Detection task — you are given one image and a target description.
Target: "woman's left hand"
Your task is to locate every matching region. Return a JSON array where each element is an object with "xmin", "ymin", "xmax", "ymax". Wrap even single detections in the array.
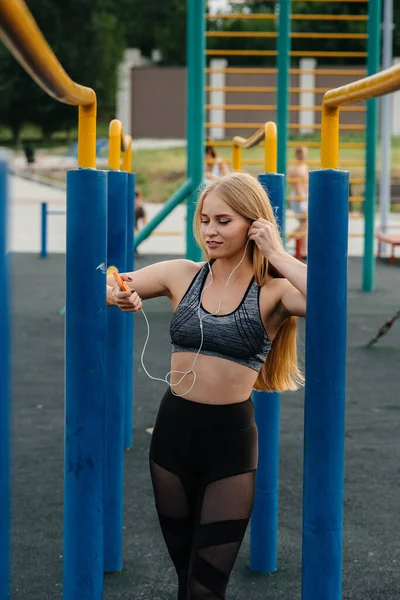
[{"xmin": 248, "ymin": 218, "xmax": 283, "ymax": 260}]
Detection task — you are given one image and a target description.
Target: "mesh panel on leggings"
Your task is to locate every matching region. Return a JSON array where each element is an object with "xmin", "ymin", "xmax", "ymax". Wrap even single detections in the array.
[
  {"xmin": 189, "ymin": 471, "xmax": 256, "ymax": 600},
  {"xmin": 150, "ymin": 460, "xmax": 194, "ymax": 600}
]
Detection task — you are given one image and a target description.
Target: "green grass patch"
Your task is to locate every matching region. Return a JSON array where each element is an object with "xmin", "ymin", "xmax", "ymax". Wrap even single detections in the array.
[{"xmin": 132, "ymin": 137, "xmax": 400, "ymax": 204}]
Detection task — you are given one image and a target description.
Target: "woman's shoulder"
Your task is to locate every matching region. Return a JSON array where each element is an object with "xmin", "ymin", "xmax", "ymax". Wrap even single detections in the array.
[{"xmin": 165, "ymin": 259, "xmax": 206, "ymax": 277}]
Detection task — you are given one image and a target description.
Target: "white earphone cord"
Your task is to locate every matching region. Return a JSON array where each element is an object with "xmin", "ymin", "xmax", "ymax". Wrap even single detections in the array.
[{"xmin": 139, "ymin": 239, "xmax": 251, "ymax": 397}]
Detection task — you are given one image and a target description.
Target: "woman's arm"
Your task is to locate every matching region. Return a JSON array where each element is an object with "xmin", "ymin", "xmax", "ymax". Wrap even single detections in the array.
[
  {"xmin": 107, "ymin": 259, "xmax": 198, "ymax": 310},
  {"xmin": 248, "ymin": 219, "xmax": 307, "ymax": 318},
  {"xmin": 106, "ymin": 259, "xmax": 191, "ymax": 300},
  {"xmin": 267, "ymin": 250, "xmax": 306, "ymax": 318},
  {"xmin": 268, "ymin": 250, "xmax": 306, "ymax": 297}
]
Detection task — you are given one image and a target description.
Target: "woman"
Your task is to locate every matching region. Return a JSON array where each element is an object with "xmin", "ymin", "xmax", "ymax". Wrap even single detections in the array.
[{"xmin": 107, "ymin": 172, "xmax": 307, "ymax": 599}]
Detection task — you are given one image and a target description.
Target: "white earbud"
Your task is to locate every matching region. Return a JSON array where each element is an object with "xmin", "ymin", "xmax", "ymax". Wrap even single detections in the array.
[{"xmin": 139, "ymin": 238, "xmax": 251, "ymax": 396}]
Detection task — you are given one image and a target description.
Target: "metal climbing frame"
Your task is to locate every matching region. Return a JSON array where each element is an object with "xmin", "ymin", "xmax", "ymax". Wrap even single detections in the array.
[
  {"xmin": 0, "ymin": 0, "xmax": 137, "ymax": 596},
  {"xmin": 205, "ymin": 0, "xmax": 381, "ymax": 290}
]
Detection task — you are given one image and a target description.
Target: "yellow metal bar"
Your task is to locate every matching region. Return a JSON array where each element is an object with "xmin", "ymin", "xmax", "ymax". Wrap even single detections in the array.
[
  {"xmin": 232, "ymin": 126, "xmax": 268, "ymax": 150},
  {"xmin": 206, "ymin": 13, "xmax": 276, "ymax": 19},
  {"xmin": 206, "ymin": 50, "xmax": 367, "ymax": 58},
  {"xmin": 205, "ymin": 123, "xmax": 366, "ymax": 131},
  {"xmin": 231, "ymin": 121, "xmax": 277, "ymax": 172},
  {"xmin": 232, "ymin": 145, "xmax": 242, "ymax": 171},
  {"xmin": 206, "ymin": 86, "xmax": 369, "ymax": 95},
  {"xmin": 293, "ymin": 51, "xmax": 367, "ymax": 57},
  {"xmin": 206, "ymin": 50, "xmax": 277, "ymax": 57},
  {"xmin": 289, "ymin": 123, "xmax": 365, "ymax": 130},
  {"xmin": 264, "ymin": 122, "xmax": 277, "ymax": 173},
  {"xmin": 292, "ymin": 14, "xmax": 367, "ymax": 20},
  {"xmin": 206, "ymin": 31, "xmax": 366, "ymax": 40},
  {"xmin": 206, "ymin": 86, "xmax": 330, "ymax": 93},
  {"xmin": 321, "ymin": 105, "xmax": 340, "ymax": 169},
  {"xmin": 0, "ymin": 0, "xmax": 97, "ymax": 168},
  {"xmin": 288, "ymin": 141, "xmax": 365, "ymax": 149},
  {"xmin": 206, "ymin": 86, "xmax": 276, "ymax": 93},
  {"xmin": 108, "ymin": 120, "xmax": 128, "ymax": 170},
  {"xmin": 323, "ymin": 63, "xmax": 400, "ymax": 108},
  {"xmin": 292, "ymin": 32, "xmax": 367, "ymax": 39},
  {"xmin": 321, "ymin": 63, "xmax": 400, "ymax": 169},
  {"xmin": 291, "ymin": 68, "xmax": 366, "ymax": 75},
  {"xmin": 78, "ymin": 103, "xmax": 97, "ymax": 169},
  {"xmin": 122, "ymin": 135, "xmax": 132, "ymax": 173},
  {"xmin": 206, "ymin": 31, "xmax": 277, "ymax": 38},
  {"xmin": 207, "ymin": 141, "xmax": 365, "ymax": 150},
  {"xmin": 206, "ymin": 104, "xmax": 365, "ymax": 112},
  {"xmin": 206, "ymin": 68, "xmax": 277, "ymax": 75},
  {"xmin": 205, "ymin": 68, "xmax": 366, "ymax": 76},
  {"xmin": 207, "ymin": 13, "xmax": 367, "ymax": 21}
]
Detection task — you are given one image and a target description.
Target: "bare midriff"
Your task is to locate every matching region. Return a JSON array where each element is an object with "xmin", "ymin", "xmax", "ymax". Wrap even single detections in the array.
[{"xmin": 169, "ymin": 351, "xmax": 259, "ymax": 404}]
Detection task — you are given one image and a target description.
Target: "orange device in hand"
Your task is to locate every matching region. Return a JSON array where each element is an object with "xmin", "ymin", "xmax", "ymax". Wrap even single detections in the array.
[{"xmin": 113, "ymin": 271, "xmax": 131, "ymax": 292}]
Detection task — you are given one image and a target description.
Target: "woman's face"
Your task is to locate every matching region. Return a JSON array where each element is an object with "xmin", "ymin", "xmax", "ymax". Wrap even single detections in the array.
[{"xmin": 200, "ymin": 193, "xmax": 251, "ymax": 258}]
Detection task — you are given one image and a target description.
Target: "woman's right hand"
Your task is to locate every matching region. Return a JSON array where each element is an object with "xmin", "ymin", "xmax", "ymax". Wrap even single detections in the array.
[{"xmin": 112, "ymin": 276, "xmax": 143, "ymax": 312}]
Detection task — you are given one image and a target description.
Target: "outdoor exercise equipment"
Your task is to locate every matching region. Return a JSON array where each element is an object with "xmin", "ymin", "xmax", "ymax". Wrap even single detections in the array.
[
  {"xmin": 205, "ymin": 0, "xmax": 382, "ymax": 292},
  {"xmin": 1, "ymin": 1, "xmax": 399, "ymax": 599},
  {"xmin": 301, "ymin": 60, "xmax": 400, "ymax": 600},
  {"xmin": 366, "ymin": 309, "xmax": 400, "ymax": 347},
  {"xmin": 0, "ymin": 0, "xmax": 203, "ymax": 597}
]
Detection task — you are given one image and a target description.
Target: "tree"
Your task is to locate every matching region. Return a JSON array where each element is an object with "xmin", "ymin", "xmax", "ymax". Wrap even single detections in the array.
[
  {"xmin": 208, "ymin": 1, "xmax": 400, "ymax": 67},
  {"xmin": 116, "ymin": 0, "xmax": 187, "ymax": 65},
  {"xmin": 207, "ymin": 3, "xmax": 277, "ymax": 67},
  {"xmin": 0, "ymin": 0, "xmax": 125, "ymax": 141}
]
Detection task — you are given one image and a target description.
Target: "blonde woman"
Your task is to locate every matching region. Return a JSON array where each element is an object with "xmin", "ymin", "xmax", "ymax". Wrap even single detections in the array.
[{"xmin": 107, "ymin": 172, "xmax": 307, "ymax": 600}]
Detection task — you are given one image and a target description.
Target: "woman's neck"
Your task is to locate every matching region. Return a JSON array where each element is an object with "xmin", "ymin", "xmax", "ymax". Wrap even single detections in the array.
[{"xmin": 210, "ymin": 253, "xmax": 253, "ymax": 283}]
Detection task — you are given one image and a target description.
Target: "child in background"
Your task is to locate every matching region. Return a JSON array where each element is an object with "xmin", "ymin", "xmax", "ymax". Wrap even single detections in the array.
[{"xmin": 135, "ymin": 190, "xmax": 148, "ymax": 233}]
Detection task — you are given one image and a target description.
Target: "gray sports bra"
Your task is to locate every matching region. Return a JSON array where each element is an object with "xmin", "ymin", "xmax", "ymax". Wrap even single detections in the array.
[{"xmin": 170, "ymin": 260, "xmax": 272, "ymax": 372}]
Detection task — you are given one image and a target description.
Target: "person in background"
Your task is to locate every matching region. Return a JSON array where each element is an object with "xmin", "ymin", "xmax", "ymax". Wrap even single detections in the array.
[
  {"xmin": 135, "ymin": 190, "xmax": 148, "ymax": 234},
  {"xmin": 204, "ymin": 137, "xmax": 229, "ymax": 182},
  {"xmin": 288, "ymin": 146, "xmax": 309, "ymax": 257},
  {"xmin": 23, "ymin": 142, "xmax": 35, "ymax": 170}
]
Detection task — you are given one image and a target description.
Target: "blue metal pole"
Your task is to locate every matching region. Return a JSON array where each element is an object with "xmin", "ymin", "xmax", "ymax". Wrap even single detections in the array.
[
  {"xmin": 63, "ymin": 169, "xmax": 107, "ymax": 600},
  {"xmin": 258, "ymin": 173, "xmax": 285, "ymax": 235},
  {"xmin": 301, "ymin": 169, "xmax": 349, "ymax": 600},
  {"xmin": 250, "ymin": 173, "xmax": 284, "ymax": 574},
  {"xmin": 41, "ymin": 202, "xmax": 48, "ymax": 258},
  {"xmin": 104, "ymin": 170, "xmax": 128, "ymax": 573},
  {"xmin": 124, "ymin": 173, "xmax": 135, "ymax": 449},
  {"xmin": 0, "ymin": 159, "xmax": 11, "ymax": 600}
]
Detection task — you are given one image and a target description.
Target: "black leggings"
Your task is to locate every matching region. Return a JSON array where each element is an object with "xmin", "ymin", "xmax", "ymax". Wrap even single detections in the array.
[{"xmin": 149, "ymin": 388, "xmax": 258, "ymax": 600}]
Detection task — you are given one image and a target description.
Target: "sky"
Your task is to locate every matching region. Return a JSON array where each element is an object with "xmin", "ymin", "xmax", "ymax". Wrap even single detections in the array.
[{"xmin": 208, "ymin": 0, "xmax": 231, "ymax": 14}]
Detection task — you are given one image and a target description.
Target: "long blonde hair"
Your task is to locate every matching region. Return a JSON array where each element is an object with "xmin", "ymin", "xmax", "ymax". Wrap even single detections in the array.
[{"xmin": 193, "ymin": 172, "xmax": 304, "ymax": 393}]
